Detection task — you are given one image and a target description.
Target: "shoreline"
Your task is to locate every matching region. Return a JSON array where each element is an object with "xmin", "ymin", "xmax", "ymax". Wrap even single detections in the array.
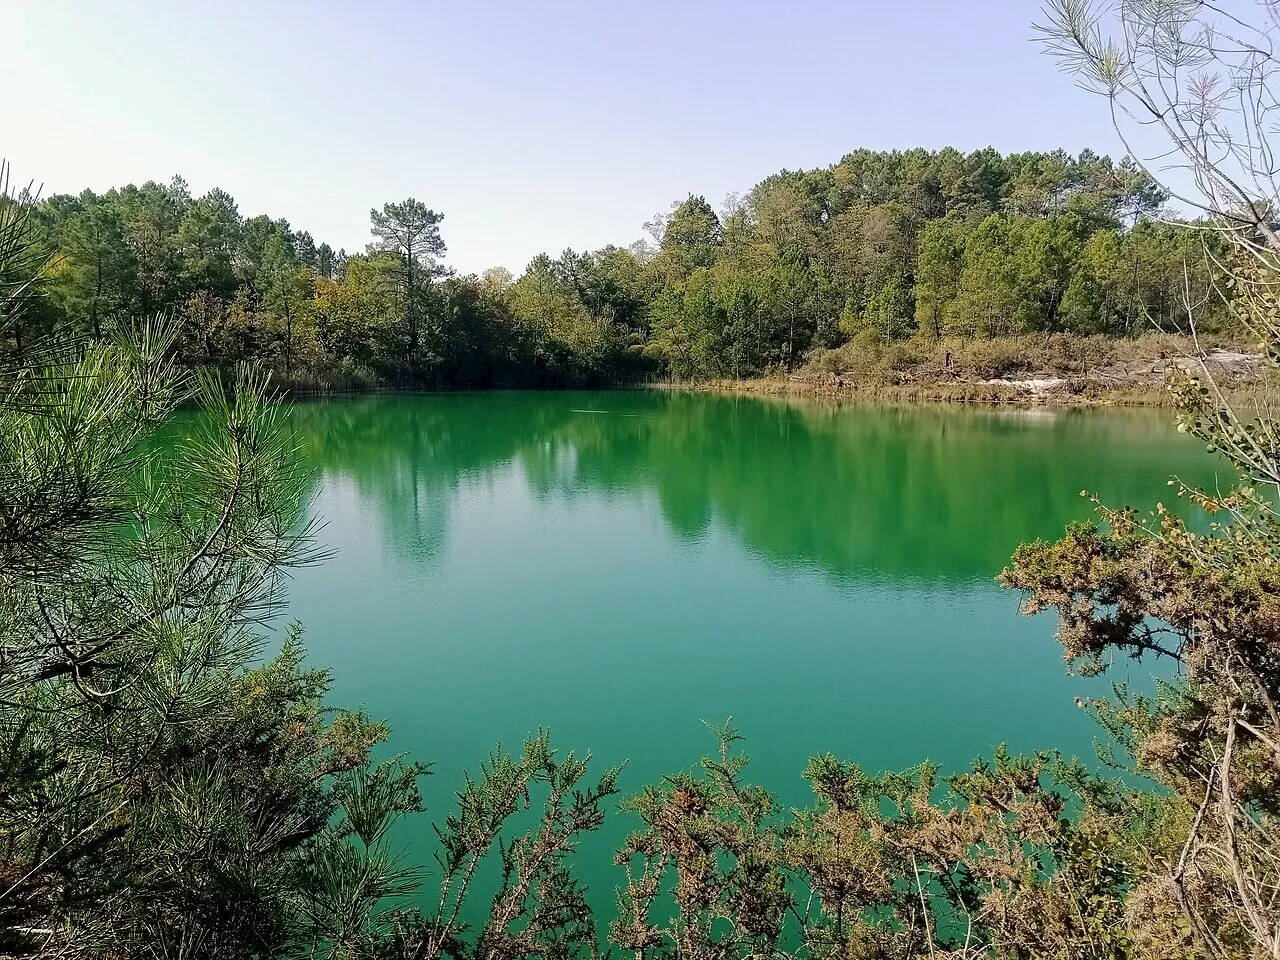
[
  {"xmin": 276, "ymin": 374, "xmax": 1277, "ymax": 408},
  {"xmin": 667, "ymin": 378, "xmax": 1279, "ymax": 408},
  {"xmin": 272, "ymin": 343, "xmax": 1276, "ymax": 409},
  {"xmin": 665, "ymin": 377, "xmax": 1177, "ymax": 407},
  {"xmin": 664, "ymin": 349, "xmax": 1277, "ymax": 409}
]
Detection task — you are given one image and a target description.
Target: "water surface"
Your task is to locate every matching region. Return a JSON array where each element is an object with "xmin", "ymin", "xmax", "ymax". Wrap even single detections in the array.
[{"xmin": 279, "ymin": 391, "xmax": 1219, "ymax": 912}]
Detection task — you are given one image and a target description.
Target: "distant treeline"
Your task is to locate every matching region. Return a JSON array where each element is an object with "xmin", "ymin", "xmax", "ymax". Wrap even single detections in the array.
[{"xmin": 15, "ymin": 147, "xmax": 1233, "ymax": 389}]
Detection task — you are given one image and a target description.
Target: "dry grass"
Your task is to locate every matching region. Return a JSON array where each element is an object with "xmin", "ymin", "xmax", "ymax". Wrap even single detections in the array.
[
  {"xmin": 688, "ymin": 333, "xmax": 1280, "ymax": 408},
  {"xmin": 807, "ymin": 331, "xmax": 1246, "ymax": 380}
]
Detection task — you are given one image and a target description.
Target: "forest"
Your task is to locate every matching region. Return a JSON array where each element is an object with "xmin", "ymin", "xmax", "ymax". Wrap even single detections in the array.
[{"xmin": 14, "ymin": 145, "xmax": 1233, "ymax": 391}]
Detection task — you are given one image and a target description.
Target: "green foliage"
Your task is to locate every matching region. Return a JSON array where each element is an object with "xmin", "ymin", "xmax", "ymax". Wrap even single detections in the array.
[
  {"xmin": 657, "ymin": 195, "xmax": 722, "ymax": 275},
  {"xmin": 0, "ymin": 306, "xmax": 415, "ymax": 955},
  {"xmin": 15, "ymin": 145, "xmax": 1233, "ymax": 392},
  {"xmin": 632, "ymin": 147, "xmax": 1222, "ymax": 379},
  {"xmin": 368, "ymin": 199, "xmax": 447, "ymax": 369},
  {"xmin": 914, "ymin": 217, "xmax": 965, "ymax": 338}
]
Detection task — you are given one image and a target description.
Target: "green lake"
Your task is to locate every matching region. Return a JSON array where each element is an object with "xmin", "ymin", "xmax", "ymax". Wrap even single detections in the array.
[{"xmin": 280, "ymin": 390, "xmax": 1219, "ymax": 917}]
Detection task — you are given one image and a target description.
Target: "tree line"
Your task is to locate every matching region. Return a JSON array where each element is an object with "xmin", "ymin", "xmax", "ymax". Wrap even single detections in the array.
[{"xmin": 13, "ymin": 145, "xmax": 1234, "ymax": 392}]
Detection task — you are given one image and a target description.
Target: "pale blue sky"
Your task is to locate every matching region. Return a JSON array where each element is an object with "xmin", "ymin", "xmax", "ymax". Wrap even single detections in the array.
[{"xmin": 1, "ymin": 1, "xmax": 1121, "ymax": 274}]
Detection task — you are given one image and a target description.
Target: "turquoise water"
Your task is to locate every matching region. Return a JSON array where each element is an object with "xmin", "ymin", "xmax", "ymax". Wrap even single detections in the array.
[{"xmin": 277, "ymin": 391, "xmax": 1219, "ymax": 919}]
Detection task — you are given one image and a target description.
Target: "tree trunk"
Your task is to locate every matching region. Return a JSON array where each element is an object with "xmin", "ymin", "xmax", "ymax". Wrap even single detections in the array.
[
  {"xmin": 93, "ymin": 258, "xmax": 103, "ymax": 339},
  {"xmin": 404, "ymin": 246, "xmax": 418, "ymax": 369}
]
